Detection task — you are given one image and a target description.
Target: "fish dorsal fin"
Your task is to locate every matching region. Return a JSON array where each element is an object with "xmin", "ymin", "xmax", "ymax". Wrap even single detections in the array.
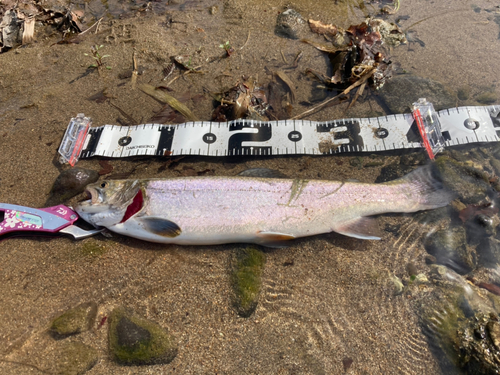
[
  {"xmin": 139, "ymin": 217, "xmax": 182, "ymax": 237},
  {"xmin": 238, "ymin": 168, "xmax": 288, "ymax": 178},
  {"xmin": 256, "ymin": 231, "xmax": 295, "ymax": 248},
  {"xmin": 333, "ymin": 217, "xmax": 382, "ymax": 240},
  {"xmin": 120, "ymin": 189, "xmax": 144, "ymax": 223}
]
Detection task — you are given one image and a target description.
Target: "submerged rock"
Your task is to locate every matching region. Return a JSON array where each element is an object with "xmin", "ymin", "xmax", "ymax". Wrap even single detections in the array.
[
  {"xmin": 275, "ymin": 9, "xmax": 306, "ymax": 39},
  {"xmin": 108, "ymin": 307, "xmax": 177, "ymax": 365},
  {"xmin": 424, "ymin": 227, "xmax": 477, "ymax": 274},
  {"xmin": 421, "ymin": 266, "xmax": 500, "ymax": 373},
  {"xmin": 50, "ymin": 302, "xmax": 98, "ymax": 338},
  {"xmin": 379, "ymin": 75, "xmax": 455, "ymax": 114},
  {"xmin": 231, "ymin": 246, "xmax": 266, "ymax": 317},
  {"xmin": 435, "ymin": 156, "xmax": 491, "ymax": 205},
  {"xmin": 45, "ymin": 168, "xmax": 99, "ymax": 206},
  {"xmin": 458, "ymin": 313, "xmax": 500, "ymax": 373},
  {"xmin": 52, "ymin": 341, "xmax": 98, "ymax": 375},
  {"xmin": 478, "ymin": 237, "xmax": 500, "ymax": 267}
]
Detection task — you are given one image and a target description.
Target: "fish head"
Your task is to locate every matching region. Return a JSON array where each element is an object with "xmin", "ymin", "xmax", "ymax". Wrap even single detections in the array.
[{"xmin": 75, "ymin": 180, "xmax": 143, "ymax": 227}]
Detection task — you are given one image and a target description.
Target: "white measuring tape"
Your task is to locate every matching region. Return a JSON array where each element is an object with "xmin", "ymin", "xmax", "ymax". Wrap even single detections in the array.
[{"xmin": 58, "ymin": 99, "xmax": 500, "ymax": 165}]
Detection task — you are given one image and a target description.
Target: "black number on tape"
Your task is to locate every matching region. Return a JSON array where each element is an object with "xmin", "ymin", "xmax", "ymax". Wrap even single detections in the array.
[
  {"xmin": 228, "ymin": 121, "xmax": 272, "ymax": 155},
  {"xmin": 316, "ymin": 121, "xmax": 363, "ymax": 153},
  {"xmin": 156, "ymin": 126, "xmax": 175, "ymax": 156},
  {"xmin": 288, "ymin": 130, "xmax": 302, "ymax": 142},
  {"xmin": 375, "ymin": 128, "xmax": 389, "ymax": 139},
  {"xmin": 203, "ymin": 133, "xmax": 217, "ymax": 144},
  {"xmin": 81, "ymin": 127, "xmax": 103, "ymax": 157}
]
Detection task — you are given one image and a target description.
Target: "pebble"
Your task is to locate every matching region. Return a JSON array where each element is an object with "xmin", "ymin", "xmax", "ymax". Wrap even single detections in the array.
[
  {"xmin": 50, "ymin": 302, "xmax": 97, "ymax": 338},
  {"xmin": 275, "ymin": 9, "xmax": 306, "ymax": 39}
]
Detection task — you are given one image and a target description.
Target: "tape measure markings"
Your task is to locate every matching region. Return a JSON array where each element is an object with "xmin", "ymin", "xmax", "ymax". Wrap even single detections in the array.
[{"xmin": 70, "ymin": 104, "xmax": 500, "ymax": 162}]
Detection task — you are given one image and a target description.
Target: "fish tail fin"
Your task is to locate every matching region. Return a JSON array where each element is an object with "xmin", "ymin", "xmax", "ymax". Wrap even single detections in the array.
[{"xmin": 392, "ymin": 164, "xmax": 454, "ymax": 210}]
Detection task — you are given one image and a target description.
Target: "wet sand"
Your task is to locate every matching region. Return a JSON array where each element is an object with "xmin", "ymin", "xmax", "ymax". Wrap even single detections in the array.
[{"xmin": 1, "ymin": 0, "xmax": 499, "ymax": 373}]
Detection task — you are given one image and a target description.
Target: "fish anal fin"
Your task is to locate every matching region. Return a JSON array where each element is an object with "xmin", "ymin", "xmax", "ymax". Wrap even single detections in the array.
[
  {"xmin": 333, "ymin": 217, "xmax": 382, "ymax": 240},
  {"xmin": 256, "ymin": 231, "xmax": 295, "ymax": 248},
  {"xmin": 139, "ymin": 217, "xmax": 182, "ymax": 237}
]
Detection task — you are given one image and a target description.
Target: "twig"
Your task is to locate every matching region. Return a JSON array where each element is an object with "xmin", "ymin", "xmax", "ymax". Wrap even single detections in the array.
[
  {"xmin": 291, "ymin": 68, "xmax": 375, "ymax": 120},
  {"xmin": 239, "ymin": 30, "xmax": 251, "ymax": 50},
  {"xmin": 79, "ymin": 17, "xmax": 102, "ymax": 37},
  {"xmin": 109, "ymin": 101, "xmax": 138, "ymax": 124}
]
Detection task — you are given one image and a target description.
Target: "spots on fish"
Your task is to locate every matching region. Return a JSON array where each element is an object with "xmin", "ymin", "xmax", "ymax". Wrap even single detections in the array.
[{"xmin": 319, "ymin": 181, "xmax": 345, "ymax": 200}]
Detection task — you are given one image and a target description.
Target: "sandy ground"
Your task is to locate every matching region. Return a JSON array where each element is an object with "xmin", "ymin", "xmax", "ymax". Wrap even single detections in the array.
[{"xmin": 1, "ymin": 0, "xmax": 499, "ymax": 373}]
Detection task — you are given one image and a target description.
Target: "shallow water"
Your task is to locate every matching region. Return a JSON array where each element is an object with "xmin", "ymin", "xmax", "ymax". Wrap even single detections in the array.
[{"xmin": 1, "ymin": 0, "xmax": 500, "ymax": 374}]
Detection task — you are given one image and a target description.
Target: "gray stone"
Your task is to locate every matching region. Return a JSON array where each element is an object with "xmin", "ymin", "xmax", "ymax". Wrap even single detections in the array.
[
  {"xmin": 50, "ymin": 302, "xmax": 98, "ymax": 338},
  {"xmin": 275, "ymin": 9, "xmax": 305, "ymax": 40},
  {"xmin": 379, "ymin": 74, "xmax": 455, "ymax": 114},
  {"xmin": 45, "ymin": 168, "xmax": 99, "ymax": 206}
]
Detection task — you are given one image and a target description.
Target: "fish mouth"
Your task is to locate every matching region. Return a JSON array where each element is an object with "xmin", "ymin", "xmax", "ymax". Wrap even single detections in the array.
[{"xmin": 78, "ymin": 188, "xmax": 98, "ymax": 205}]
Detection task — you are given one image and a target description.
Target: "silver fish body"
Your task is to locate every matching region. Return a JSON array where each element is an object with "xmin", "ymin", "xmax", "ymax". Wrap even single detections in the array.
[{"xmin": 75, "ymin": 166, "xmax": 452, "ymax": 246}]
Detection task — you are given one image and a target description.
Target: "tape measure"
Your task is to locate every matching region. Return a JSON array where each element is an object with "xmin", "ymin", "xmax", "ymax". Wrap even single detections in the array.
[{"xmin": 58, "ymin": 99, "xmax": 500, "ymax": 166}]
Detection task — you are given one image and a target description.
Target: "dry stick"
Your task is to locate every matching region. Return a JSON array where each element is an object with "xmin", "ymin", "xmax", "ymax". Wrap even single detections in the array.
[
  {"xmin": 239, "ymin": 30, "xmax": 251, "ymax": 50},
  {"xmin": 347, "ymin": 81, "xmax": 367, "ymax": 111},
  {"xmin": 291, "ymin": 68, "xmax": 375, "ymax": 120},
  {"xmin": 109, "ymin": 101, "xmax": 138, "ymax": 124},
  {"xmin": 78, "ymin": 17, "xmax": 102, "ymax": 37}
]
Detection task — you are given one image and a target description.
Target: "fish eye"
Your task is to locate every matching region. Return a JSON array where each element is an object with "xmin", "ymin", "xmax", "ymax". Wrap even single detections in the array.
[{"xmin": 100, "ymin": 181, "xmax": 109, "ymax": 188}]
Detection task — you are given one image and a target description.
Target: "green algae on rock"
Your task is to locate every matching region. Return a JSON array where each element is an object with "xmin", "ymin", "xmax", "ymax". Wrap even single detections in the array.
[
  {"xmin": 52, "ymin": 341, "xmax": 98, "ymax": 375},
  {"xmin": 108, "ymin": 307, "xmax": 177, "ymax": 365},
  {"xmin": 50, "ymin": 302, "xmax": 98, "ymax": 338},
  {"xmin": 79, "ymin": 240, "xmax": 107, "ymax": 258},
  {"xmin": 231, "ymin": 246, "xmax": 266, "ymax": 318}
]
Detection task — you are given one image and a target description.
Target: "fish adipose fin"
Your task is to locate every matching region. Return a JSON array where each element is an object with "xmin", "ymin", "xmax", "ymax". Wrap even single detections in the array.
[
  {"xmin": 334, "ymin": 216, "xmax": 382, "ymax": 240},
  {"xmin": 139, "ymin": 217, "xmax": 182, "ymax": 237},
  {"xmin": 395, "ymin": 164, "xmax": 454, "ymax": 210},
  {"xmin": 256, "ymin": 231, "xmax": 295, "ymax": 248}
]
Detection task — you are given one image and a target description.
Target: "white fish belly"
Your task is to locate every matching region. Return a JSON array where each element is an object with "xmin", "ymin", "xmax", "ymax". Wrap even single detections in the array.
[{"xmin": 110, "ymin": 177, "xmax": 412, "ymax": 245}]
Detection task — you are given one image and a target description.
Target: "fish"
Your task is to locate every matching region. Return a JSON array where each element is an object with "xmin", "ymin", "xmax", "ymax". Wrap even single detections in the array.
[{"xmin": 74, "ymin": 165, "xmax": 453, "ymax": 247}]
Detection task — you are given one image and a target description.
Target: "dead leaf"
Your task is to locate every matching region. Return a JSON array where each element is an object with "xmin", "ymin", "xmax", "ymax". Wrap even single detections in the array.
[
  {"xmin": 139, "ymin": 84, "xmax": 198, "ymax": 121},
  {"xmin": 98, "ymin": 160, "xmax": 113, "ymax": 175}
]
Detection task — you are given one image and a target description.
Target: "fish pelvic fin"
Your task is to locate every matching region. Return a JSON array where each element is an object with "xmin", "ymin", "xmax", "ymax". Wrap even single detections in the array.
[
  {"xmin": 256, "ymin": 231, "xmax": 295, "ymax": 248},
  {"xmin": 333, "ymin": 216, "xmax": 382, "ymax": 240},
  {"xmin": 393, "ymin": 164, "xmax": 455, "ymax": 210},
  {"xmin": 139, "ymin": 217, "xmax": 182, "ymax": 237}
]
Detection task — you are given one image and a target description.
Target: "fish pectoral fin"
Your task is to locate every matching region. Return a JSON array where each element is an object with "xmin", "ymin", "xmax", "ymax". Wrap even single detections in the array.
[
  {"xmin": 139, "ymin": 217, "xmax": 182, "ymax": 237},
  {"xmin": 256, "ymin": 231, "xmax": 295, "ymax": 248},
  {"xmin": 333, "ymin": 216, "xmax": 382, "ymax": 240}
]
